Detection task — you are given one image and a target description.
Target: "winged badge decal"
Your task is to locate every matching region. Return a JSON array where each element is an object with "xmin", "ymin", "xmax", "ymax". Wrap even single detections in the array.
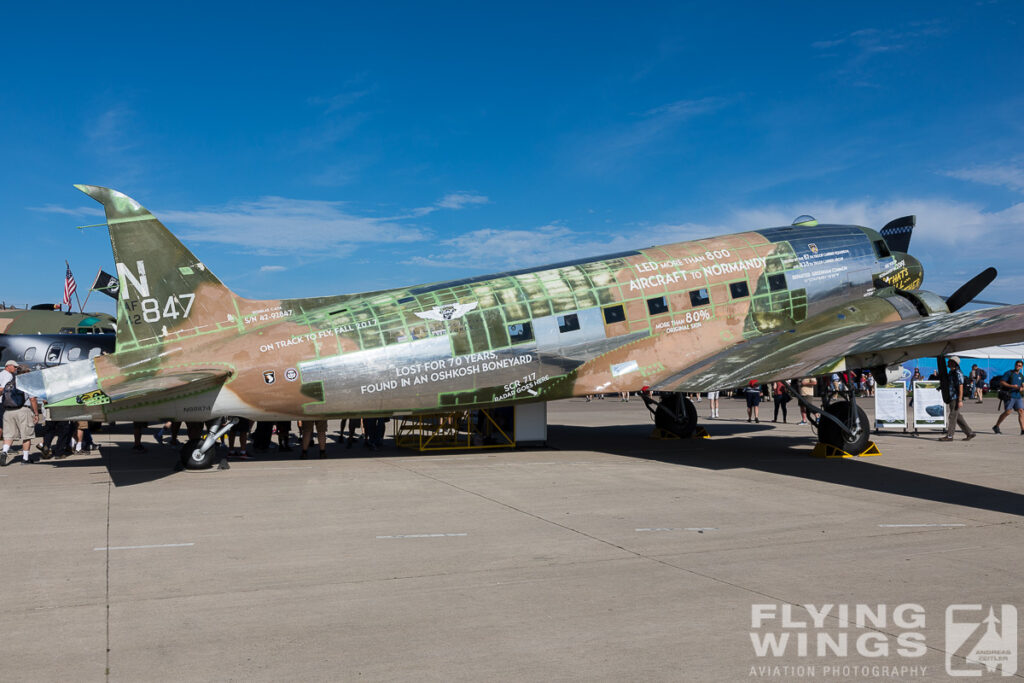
[{"xmin": 415, "ymin": 302, "xmax": 478, "ymax": 321}]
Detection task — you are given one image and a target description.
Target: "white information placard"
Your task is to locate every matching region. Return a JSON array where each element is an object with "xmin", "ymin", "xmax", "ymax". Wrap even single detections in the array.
[
  {"xmin": 912, "ymin": 380, "xmax": 946, "ymax": 431},
  {"xmin": 875, "ymin": 381, "xmax": 907, "ymax": 430}
]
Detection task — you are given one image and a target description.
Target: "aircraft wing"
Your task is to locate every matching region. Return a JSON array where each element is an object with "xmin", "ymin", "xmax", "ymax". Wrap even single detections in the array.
[
  {"xmin": 43, "ymin": 369, "xmax": 231, "ymax": 421},
  {"xmin": 654, "ymin": 303, "xmax": 1024, "ymax": 392}
]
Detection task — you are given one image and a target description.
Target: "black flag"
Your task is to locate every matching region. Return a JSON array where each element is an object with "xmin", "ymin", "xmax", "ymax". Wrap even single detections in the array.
[{"xmin": 91, "ymin": 269, "xmax": 120, "ymax": 299}]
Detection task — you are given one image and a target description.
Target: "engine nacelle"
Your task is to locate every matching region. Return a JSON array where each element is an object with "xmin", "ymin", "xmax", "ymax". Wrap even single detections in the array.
[
  {"xmin": 892, "ymin": 289, "xmax": 949, "ymax": 317},
  {"xmin": 871, "ymin": 365, "xmax": 908, "ymax": 387}
]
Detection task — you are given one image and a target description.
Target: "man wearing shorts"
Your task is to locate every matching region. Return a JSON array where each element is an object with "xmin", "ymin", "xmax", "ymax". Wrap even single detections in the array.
[
  {"xmin": 993, "ymin": 360, "xmax": 1024, "ymax": 434},
  {"xmin": 1, "ymin": 360, "xmax": 41, "ymax": 466}
]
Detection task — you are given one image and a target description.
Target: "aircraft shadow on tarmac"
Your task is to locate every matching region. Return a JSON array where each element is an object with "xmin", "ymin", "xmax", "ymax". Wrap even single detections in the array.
[
  {"xmin": 51, "ymin": 421, "xmax": 1024, "ymax": 518},
  {"xmin": 57, "ymin": 435, "xmax": 392, "ymax": 487},
  {"xmin": 549, "ymin": 422, "xmax": 1024, "ymax": 518}
]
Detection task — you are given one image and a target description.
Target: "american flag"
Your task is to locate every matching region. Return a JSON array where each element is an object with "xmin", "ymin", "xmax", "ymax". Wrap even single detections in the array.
[{"xmin": 62, "ymin": 264, "xmax": 77, "ymax": 309}]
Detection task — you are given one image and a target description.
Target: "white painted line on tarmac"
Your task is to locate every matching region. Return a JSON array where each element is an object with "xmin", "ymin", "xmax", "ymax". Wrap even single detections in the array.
[
  {"xmin": 905, "ymin": 545, "xmax": 988, "ymax": 557},
  {"xmin": 376, "ymin": 533, "xmax": 468, "ymax": 539},
  {"xmin": 880, "ymin": 528, "xmax": 966, "ymax": 532},
  {"xmin": 94, "ymin": 543, "xmax": 195, "ymax": 551},
  {"xmin": 636, "ymin": 527, "xmax": 718, "ymax": 533},
  {"xmin": 249, "ymin": 466, "xmax": 314, "ymax": 470}
]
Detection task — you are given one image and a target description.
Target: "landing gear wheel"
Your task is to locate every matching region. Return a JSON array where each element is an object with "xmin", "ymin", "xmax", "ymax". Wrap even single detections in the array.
[
  {"xmin": 818, "ymin": 401, "xmax": 869, "ymax": 454},
  {"xmin": 180, "ymin": 438, "xmax": 214, "ymax": 470},
  {"xmin": 655, "ymin": 394, "xmax": 698, "ymax": 438}
]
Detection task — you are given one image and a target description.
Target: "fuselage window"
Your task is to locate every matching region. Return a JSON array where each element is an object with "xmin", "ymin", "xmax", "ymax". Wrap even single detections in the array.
[
  {"xmin": 508, "ymin": 322, "xmax": 534, "ymax": 344},
  {"xmin": 603, "ymin": 304, "xmax": 626, "ymax": 324},
  {"xmin": 88, "ymin": 347, "xmax": 102, "ymax": 359},
  {"xmin": 59, "ymin": 327, "xmax": 75, "ymax": 334},
  {"xmin": 689, "ymin": 288, "xmax": 710, "ymax": 307},
  {"xmin": 67, "ymin": 346, "xmax": 82, "ymax": 361},
  {"xmin": 23, "ymin": 347, "xmax": 37, "ymax": 361},
  {"xmin": 46, "ymin": 343, "xmax": 64, "ymax": 363},
  {"xmin": 729, "ymin": 281, "xmax": 750, "ymax": 299},
  {"xmin": 768, "ymin": 274, "xmax": 787, "ymax": 292},
  {"xmin": 647, "ymin": 296, "xmax": 669, "ymax": 315},
  {"xmin": 872, "ymin": 239, "xmax": 892, "ymax": 259},
  {"xmin": 557, "ymin": 314, "xmax": 580, "ymax": 333}
]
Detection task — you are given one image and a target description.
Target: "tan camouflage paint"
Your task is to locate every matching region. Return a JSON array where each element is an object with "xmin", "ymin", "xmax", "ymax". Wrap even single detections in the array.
[{"xmin": 33, "ymin": 185, "xmax": 1024, "ymax": 424}]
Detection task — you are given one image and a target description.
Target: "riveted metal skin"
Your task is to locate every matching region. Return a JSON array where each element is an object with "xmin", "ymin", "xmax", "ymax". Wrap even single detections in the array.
[{"xmin": 20, "ymin": 186, "xmax": 1024, "ymax": 423}]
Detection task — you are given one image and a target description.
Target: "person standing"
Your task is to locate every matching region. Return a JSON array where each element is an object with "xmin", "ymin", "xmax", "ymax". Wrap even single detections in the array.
[
  {"xmin": 797, "ymin": 377, "xmax": 816, "ymax": 425},
  {"xmin": 706, "ymin": 390, "xmax": 719, "ymax": 419},
  {"xmin": 744, "ymin": 380, "xmax": 761, "ymax": 423},
  {"xmin": 993, "ymin": 360, "xmax": 1024, "ymax": 434},
  {"xmin": 1, "ymin": 360, "xmax": 41, "ymax": 465},
  {"xmin": 228, "ymin": 418, "xmax": 253, "ymax": 459},
  {"xmin": 300, "ymin": 419, "xmax": 328, "ymax": 458},
  {"xmin": 771, "ymin": 380, "xmax": 789, "ymax": 423},
  {"xmin": 940, "ymin": 356, "xmax": 976, "ymax": 442},
  {"xmin": 969, "ymin": 364, "xmax": 985, "ymax": 403}
]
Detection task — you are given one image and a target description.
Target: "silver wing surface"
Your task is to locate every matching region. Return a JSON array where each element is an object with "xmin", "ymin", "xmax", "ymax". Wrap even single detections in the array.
[{"xmin": 655, "ymin": 303, "xmax": 1024, "ymax": 392}]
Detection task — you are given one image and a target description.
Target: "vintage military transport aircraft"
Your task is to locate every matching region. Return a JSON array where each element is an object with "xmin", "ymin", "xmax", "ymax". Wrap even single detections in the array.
[{"xmin": 19, "ymin": 186, "xmax": 1024, "ymax": 468}]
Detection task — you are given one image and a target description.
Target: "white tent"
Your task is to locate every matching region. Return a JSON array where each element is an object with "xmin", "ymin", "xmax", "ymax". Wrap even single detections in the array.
[{"xmin": 954, "ymin": 342, "xmax": 1024, "ymax": 360}]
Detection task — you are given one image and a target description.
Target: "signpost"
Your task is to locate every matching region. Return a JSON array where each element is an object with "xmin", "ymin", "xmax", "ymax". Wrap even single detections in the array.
[
  {"xmin": 912, "ymin": 380, "xmax": 946, "ymax": 433},
  {"xmin": 874, "ymin": 381, "xmax": 907, "ymax": 432}
]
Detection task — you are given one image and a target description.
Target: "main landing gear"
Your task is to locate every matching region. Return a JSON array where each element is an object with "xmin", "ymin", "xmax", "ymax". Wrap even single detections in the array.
[
  {"xmin": 785, "ymin": 383, "xmax": 871, "ymax": 456},
  {"xmin": 640, "ymin": 391, "xmax": 698, "ymax": 438},
  {"xmin": 180, "ymin": 417, "xmax": 237, "ymax": 470}
]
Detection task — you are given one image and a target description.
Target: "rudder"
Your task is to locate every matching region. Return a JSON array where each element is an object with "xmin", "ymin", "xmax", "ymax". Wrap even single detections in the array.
[{"xmin": 76, "ymin": 185, "xmax": 241, "ymax": 350}]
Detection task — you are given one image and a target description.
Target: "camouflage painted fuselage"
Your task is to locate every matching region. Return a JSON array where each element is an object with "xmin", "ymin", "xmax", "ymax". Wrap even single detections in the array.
[{"xmin": 69, "ymin": 213, "xmax": 923, "ymax": 422}]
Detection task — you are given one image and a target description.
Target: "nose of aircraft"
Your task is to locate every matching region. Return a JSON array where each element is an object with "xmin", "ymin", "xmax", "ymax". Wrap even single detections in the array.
[{"xmin": 879, "ymin": 252, "xmax": 924, "ymax": 290}]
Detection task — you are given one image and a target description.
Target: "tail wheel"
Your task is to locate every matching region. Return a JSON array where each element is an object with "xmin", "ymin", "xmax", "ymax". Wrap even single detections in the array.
[
  {"xmin": 654, "ymin": 394, "xmax": 698, "ymax": 438},
  {"xmin": 180, "ymin": 438, "xmax": 215, "ymax": 470},
  {"xmin": 818, "ymin": 401, "xmax": 870, "ymax": 454}
]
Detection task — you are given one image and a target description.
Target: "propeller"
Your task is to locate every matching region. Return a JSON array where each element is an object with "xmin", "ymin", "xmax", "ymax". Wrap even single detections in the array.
[{"xmin": 945, "ymin": 267, "xmax": 998, "ymax": 313}]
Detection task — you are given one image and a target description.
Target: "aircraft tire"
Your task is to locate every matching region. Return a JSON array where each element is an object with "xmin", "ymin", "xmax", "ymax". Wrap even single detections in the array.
[
  {"xmin": 180, "ymin": 438, "xmax": 215, "ymax": 470},
  {"xmin": 818, "ymin": 401, "xmax": 870, "ymax": 454},
  {"xmin": 655, "ymin": 393, "xmax": 698, "ymax": 438}
]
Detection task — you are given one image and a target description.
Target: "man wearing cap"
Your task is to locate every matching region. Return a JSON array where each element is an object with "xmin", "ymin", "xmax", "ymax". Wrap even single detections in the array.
[
  {"xmin": 940, "ymin": 356, "xmax": 976, "ymax": 442},
  {"xmin": 993, "ymin": 359, "xmax": 1024, "ymax": 434},
  {"xmin": 0, "ymin": 359, "xmax": 42, "ymax": 465}
]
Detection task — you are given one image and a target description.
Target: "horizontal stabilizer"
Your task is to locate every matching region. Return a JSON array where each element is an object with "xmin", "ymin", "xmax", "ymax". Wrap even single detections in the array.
[
  {"xmin": 46, "ymin": 369, "xmax": 231, "ymax": 421},
  {"xmin": 880, "ymin": 215, "xmax": 915, "ymax": 253}
]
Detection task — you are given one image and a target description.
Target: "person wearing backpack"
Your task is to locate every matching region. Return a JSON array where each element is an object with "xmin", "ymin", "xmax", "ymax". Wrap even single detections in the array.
[
  {"xmin": 993, "ymin": 360, "xmax": 1024, "ymax": 435},
  {"xmin": 1, "ymin": 359, "xmax": 42, "ymax": 466}
]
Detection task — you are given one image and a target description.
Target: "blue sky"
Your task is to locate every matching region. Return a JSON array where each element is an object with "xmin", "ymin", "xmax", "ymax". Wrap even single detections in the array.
[{"xmin": 2, "ymin": 2, "xmax": 1022, "ymax": 315}]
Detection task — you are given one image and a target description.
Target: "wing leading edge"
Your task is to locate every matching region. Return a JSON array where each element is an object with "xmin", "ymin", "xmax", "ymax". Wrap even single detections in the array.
[{"xmin": 654, "ymin": 303, "xmax": 1024, "ymax": 392}]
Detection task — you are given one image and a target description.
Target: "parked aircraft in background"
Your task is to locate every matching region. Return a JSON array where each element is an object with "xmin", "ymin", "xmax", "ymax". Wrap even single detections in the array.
[
  {"xmin": 20, "ymin": 186, "xmax": 1024, "ymax": 468},
  {"xmin": 0, "ymin": 306, "xmax": 115, "ymax": 335},
  {"xmin": 0, "ymin": 333, "xmax": 114, "ymax": 371}
]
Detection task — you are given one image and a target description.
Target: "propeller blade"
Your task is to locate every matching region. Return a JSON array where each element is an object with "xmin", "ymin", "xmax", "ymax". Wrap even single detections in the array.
[{"xmin": 946, "ymin": 267, "xmax": 998, "ymax": 313}]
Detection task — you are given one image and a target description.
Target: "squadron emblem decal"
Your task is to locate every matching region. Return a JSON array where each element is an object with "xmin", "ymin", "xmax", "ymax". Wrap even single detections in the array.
[
  {"xmin": 808, "ymin": 243, "xmax": 819, "ymax": 254},
  {"xmin": 263, "ymin": 371, "xmax": 276, "ymax": 385},
  {"xmin": 415, "ymin": 302, "xmax": 479, "ymax": 321},
  {"xmin": 284, "ymin": 368, "xmax": 298, "ymax": 382}
]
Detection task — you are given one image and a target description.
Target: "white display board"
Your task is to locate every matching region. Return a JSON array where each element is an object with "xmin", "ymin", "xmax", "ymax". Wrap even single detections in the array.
[
  {"xmin": 514, "ymin": 402, "xmax": 547, "ymax": 444},
  {"xmin": 874, "ymin": 381, "xmax": 907, "ymax": 431},
  {"xmin": 912, "ymin": 380, "xmax": 946, "ymax": 431}
]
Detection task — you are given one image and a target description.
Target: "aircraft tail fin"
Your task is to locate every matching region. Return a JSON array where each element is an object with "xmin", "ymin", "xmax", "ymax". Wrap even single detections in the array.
[
  {"xmin": 75, "ymin": 185, "xmax": 241, "ymax": 350},
  {"xmin": 880, "ymin": 215, "xmax": 915, "ymax": 253}
]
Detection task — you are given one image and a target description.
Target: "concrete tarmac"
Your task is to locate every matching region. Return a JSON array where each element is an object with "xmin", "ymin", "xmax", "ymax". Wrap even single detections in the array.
[{"xmin": 1, "ymin": 396, "xmax": 1022, "ymax": 681}]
